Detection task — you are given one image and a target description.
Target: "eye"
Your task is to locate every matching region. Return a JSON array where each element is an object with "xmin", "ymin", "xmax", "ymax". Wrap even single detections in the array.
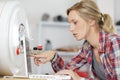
[{"xmin": 73, "ymin": 21, "xmax": 77, "ymax": 25}]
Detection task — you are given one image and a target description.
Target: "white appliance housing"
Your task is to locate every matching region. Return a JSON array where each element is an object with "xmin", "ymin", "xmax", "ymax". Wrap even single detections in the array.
[{"xmin": 0, "ymin": 0, "xmax": 29, "ymax": 77}]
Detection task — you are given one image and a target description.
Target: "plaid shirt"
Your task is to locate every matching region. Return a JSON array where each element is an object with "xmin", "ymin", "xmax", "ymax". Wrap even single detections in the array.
[{"xmin": 51, "ymin": 30, "xmax": 120, "ymax": 80}]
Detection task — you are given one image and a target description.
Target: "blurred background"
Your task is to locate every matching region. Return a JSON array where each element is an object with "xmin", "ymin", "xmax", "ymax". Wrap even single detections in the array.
[
  {"xmin": 2, "ymin": 0, "xmax": 118, "ymax": 75},
  {"xmin": 17, "ymin": 0, "xmax": 120, "ymax": 74},
  {"xmin": 17, "ymin": 0, "xmax": 120, "ymax": 49}
]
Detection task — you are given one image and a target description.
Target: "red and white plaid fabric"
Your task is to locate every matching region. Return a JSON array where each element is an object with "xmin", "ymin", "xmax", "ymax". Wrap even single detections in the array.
[{"xmin": 51, "ymin": 29, "xmax": 120, "ymax": 80}]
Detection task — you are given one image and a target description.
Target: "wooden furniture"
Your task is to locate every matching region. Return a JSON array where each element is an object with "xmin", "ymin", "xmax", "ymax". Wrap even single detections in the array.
[{"xmin": 0, "ymin": 78, "xmax": 46, "ymax": 80}]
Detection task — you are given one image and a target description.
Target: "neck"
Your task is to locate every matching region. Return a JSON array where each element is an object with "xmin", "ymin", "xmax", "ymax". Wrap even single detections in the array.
[{"xmin": 85, "ymin": 26, "xmax": 100, "ymax": 49}]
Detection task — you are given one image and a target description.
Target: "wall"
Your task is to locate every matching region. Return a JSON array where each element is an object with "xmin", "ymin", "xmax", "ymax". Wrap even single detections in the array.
[
  {"xmin": 97, "ymin": 0, "xmax": 114, "ymax": 21},
  {"xmin": 37, "ymin": 22, "xmax": 83, "ymax": 50},
  {"xmin": 19, "ymin": 0, "xmax": 79, "ymax": 48},
  {"xmin": 114, "ymin": 0, "xmax": 120, "ymax": 23},
  {"xmin": 19, "ymin": 0, "xmax": 79, "ymax": 24}
]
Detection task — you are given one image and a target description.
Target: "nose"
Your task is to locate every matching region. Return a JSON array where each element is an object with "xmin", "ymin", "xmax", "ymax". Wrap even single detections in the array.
[{"xmin": 69, "ymin": 24, "xmax": 74, "ymax": 32}]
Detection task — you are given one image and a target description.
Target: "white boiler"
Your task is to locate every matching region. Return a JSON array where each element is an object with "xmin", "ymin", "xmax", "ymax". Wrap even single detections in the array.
[{"xmin": 0, "ymin": 0, "xmax": 29, "ymax": 77}]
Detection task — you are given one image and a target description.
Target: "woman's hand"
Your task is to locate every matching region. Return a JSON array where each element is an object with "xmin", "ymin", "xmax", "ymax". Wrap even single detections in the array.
[
  {"xmin": 56, "ymin": 69, "xmax": 82, "ymax": 80},
  {"xmin": 30, "ymin": 50, "xmax": 56, "ymax": 66}
]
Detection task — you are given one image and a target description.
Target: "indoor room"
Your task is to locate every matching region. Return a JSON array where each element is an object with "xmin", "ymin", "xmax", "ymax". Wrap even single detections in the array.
[{"xmin": 0, "ymin": 0, "xmax": 120, "ymax": 80}]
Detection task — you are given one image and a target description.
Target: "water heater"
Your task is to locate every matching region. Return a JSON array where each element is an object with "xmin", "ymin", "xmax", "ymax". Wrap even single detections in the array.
[{"xmin": 0, "ymin": 0, "xmax": 29, "ymax": 77}]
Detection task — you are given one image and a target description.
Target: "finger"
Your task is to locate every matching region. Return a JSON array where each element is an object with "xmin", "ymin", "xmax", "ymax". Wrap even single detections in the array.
[
  {"xmin": 30, "ymin": 53, "xmax": 47, "ymax": 58},
  {"xmin": 34, "ymin": 58, "xmax": 39, "ymax": 66},
  {"xmin": 38, "ymin": 58, "xmax": 49, "ymax": 64},
  {"xmin": 56, "ymin": 70, "xmax": 66, "ymax": 75},
  {"xmin": 56, "ymin": 70, "xmax": 70, "ymax": 75},
  {"xmin": 30, "ymin": 54, "xmax": 38, "ymax": 57},
  {"xmin": 36, "ymin": 59, "xmax": 42, "ymax": 66},
  {"xmin": 34, "ymin": 57, "xmax": 47, "ymax": 65},
  {"xmin": 34, "ymin": 57, "xmax": 42, "ymax": 66}
]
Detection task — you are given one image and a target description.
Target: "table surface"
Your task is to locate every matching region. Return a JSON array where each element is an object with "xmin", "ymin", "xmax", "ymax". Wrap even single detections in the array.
[{"xmin": 0, "ymin": 78, "xmax": 46, "ymax": 80}]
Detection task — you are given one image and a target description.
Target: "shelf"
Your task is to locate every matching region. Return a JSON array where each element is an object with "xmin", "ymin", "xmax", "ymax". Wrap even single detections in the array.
[
  {"xmin": 37, "ymin": 21, "xmax": 81, "ymax": 52},
  {"xmin": 39, "ymin": 21, "xmax": 69, "ymax": 27},
  {"xmin": 115, "ymin": 25, "xmax": 120, "ymax": 34}
]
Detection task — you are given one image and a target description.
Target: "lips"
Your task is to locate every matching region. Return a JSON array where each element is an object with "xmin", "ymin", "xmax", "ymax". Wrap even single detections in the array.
[{"xmin": 73, "ymin": 33, "xmax": 77, "ymax": 37}]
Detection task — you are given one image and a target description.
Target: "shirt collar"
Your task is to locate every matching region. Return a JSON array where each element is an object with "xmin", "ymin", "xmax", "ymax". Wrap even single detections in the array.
[{"xmin": 98, "ymin": 29, "xmax": 107, "ymax": 54}]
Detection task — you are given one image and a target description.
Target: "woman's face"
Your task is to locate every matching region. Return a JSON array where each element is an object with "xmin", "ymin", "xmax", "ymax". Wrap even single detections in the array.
[{"xmin": 68, "ymin": 10, "xmax": 90, "ymax": 41}]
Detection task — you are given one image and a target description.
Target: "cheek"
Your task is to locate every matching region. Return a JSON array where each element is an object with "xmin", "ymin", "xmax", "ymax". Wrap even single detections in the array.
[
  {"xmin": 77, "ymin": 25, "xmax": 88, "ymax": 38},
  {"xmin": 76, "ymin": 25, "xmax": 85, "ymax": 33},
  {"xmin": 78, "ymin": 28, "xmax": 86, "ymax": 36}
]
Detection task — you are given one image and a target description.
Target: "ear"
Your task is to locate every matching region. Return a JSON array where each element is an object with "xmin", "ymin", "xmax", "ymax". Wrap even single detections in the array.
[{"xmin": 88, "ymin": 19, "xmax": 96, "ymax": 26}]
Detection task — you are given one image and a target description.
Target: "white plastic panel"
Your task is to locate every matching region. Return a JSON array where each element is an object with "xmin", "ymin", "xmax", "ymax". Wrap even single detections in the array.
[{"xmin": 0, "ymin": 1, "xmax": 29, "ymax": 77}]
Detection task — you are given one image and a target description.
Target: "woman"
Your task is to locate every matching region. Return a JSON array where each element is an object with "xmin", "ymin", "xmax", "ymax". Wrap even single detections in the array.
[{"xmin": 31, "ymin": 0, "xmax": 120, "ymax": 80}]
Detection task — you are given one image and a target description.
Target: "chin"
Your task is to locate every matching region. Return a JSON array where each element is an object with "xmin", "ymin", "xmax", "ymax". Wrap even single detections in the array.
[
  {"xmin": 75, "ymin": 36, "xmax": 84, "ymax": 41},
  {"xmin": 75, "ymin": 38, "xmax": 82, "ymax": 41}
]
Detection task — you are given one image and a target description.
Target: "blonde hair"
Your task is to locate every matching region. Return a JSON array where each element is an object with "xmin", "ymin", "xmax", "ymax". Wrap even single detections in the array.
[{"xmin": 67, "ymin": 0, "xmax": 115, "ymax": 33}]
